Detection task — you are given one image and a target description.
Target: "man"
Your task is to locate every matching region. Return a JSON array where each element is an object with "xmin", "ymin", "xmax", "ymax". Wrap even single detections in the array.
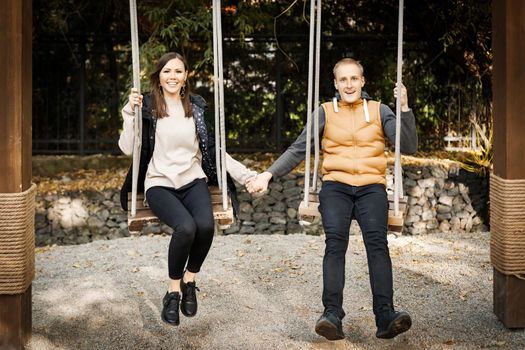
[{"xmin": 246, "ymin": 58, "xmax": 417, "ymax": 340}]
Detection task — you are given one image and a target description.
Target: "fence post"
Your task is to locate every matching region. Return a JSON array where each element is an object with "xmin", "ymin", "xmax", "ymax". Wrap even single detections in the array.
[
  {"xmin": 79, "ymin": 39, "xmax": 86, "ymax": 155},
  {"xmin": 275, "ymin": 49, "xmax": 283, "ymax": 152}
]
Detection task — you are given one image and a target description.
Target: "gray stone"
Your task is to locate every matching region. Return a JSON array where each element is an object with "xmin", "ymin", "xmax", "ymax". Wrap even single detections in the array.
[
  {"xmin": 272, "ymin": 202, "xmax": 286, "ymax": 212},
  {"xmin": 404, "ymin": 215, "xmax": 420, "ymax": 224},
  {"xmin": 411, "ymin": 221, "xmax": 427, "ymax": 235},
  {"xmin": 282, "ymin": 180, "xmax": 297, "ymax": 189},
  {"xmin": 407, "ymin": 186, "xmax": 423, "ymax": 197},
  {"xmin": 99, "ymin": 209, "xmax": 110, "ymax": 221},
  {"xmin": 238, "ymin": 213, "xmax": 252, "ymax": 222},
  {"xmin": 270, "ymin": 224, "xmax": 286, "ymax": 232},
  {"xmin": 443, "ymin": 181, "xmax": 455, "ymax": 191},
  {"xmin": 465, "ymin": 216, "xmax": 473, "ymax": 232},
  {"xmin": 437, "ymin": 204, "xmax": 452, "ymax": 214},
  {"xmin": 418, "ymin": 178, "xmax": 436, "ymax": 189},
  {"xmin": 283, "ymin": 187, "xmax": 302, "ymax": 198},
  {"xmin": 404, "ymin": 178, "xmax": 418, "ymax": 188},
  {"xmin": 239, "ymin": 202, "xmax": 254, "ymax": 214},
  {"xmin": 102, "ymin": 200, "xmax": 115, "ymax": 208},
  {"xmin": 239, "ymin": 226, "xmax": 255, "ymax": 234},
  {"xmin": 424, "ymin": 188, "xmax": 435, "ymax": 198},
  {"xmin": 426, "ymin": 219, "xmax": 439, "ymax": 230},
  {"xmin": 57, "ymin": 197, "xmax": 71, "ymax": 205},
  {"xmin": 269, "ymin": 190, "xmax": 284, "ymax": 201},
  {"xmin": 252, "ymin": 212, "xmax": 269, "ymax": 222},
  {"xmin": 448, "ymin": 186, "xmax": 459, "ymax": 196},
  {"xmin": 439, "ymin": 220, "xmax": 451, "ymax": 232},
  {"xmin": 407, "ymin": 197, "xmax": 419, "ymax": 206},
  {"xmin": 421, "ymin": 210, "xmax": 434, "ymax": 221},
  {"xmin": 436, "ymin": 213, "xmax": 452, "ymax": 221},
  {"xmin": 438, "ymin": 195, "xmax": 453, "ymax": 207},
  {"xmin": 431, "ymin": 166, "xmax": 447, "ymax": 178},
  {"xmin": 224, "ymin": 223, "xmax": 241, "ymax": 234},
  {"xmin": 269, "ymin": 182, "xmax": 283, "ymax": 192},
  {"xmin": 87, "ymin": 216, "xmax": 105, "ymax": 228},
  {"xmin": 450, "ymin": 217, "xmax": 461, "ymax": 231},
  {"xmin": 287, "ymin": 208, "xmax": 297, "ymax": 219},
  {"xmin": 287, "ymin": 223, "xmax": 303, "ymax": 234},
  {"xmin": 269, "ymin": 212, "xmax": 286, "ymax": 219},
  {"xmin": 456, "ymin": 211, "xmax": 470, "ymax": 219},
  {"xmin": 270, "ymin": 217, "xmax": 287, "ymax": 225},
  {"xmin": 255, "ymin": 222, "xmax": 271, "ymax": 232},
  {"xmin": 408, "ymin": 205, "xmax": 423, "ymax": 216}
]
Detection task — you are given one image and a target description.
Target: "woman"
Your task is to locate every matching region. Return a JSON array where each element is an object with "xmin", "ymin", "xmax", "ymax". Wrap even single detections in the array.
[{"xmin": 118, "ymin": 52, "xmax": 256, "ymax": 326}]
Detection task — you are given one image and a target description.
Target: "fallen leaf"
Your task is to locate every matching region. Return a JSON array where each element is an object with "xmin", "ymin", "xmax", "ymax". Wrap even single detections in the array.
[
  {"xmin": 132, "ymin": 267, "xmax": 140, "ymax": 273},
  {"xmin": 444, "ymin": 339, "xmax": 456, "ymax": 345},
  {"xmin": 72, "ymin": 262, "xmax": 80, "ymax": 268}
]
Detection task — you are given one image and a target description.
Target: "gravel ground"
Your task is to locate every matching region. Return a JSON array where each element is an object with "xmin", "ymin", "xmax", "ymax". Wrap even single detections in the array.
[{"xmin": 27, "ymin": 232, "xmax": 525, "ymax": 350}]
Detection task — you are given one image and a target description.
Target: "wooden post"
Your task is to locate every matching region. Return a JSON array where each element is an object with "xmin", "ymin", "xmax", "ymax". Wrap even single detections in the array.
[
  {"xmin": 0, "ymin": 0, "xmax": 33, "ymax": 348},
  {"xmin": 492, "ymin": 0, "xmax": 525, "ymax": 328}
]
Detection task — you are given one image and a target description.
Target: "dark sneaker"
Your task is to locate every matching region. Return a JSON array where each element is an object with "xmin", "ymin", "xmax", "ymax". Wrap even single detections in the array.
[
  {"xmin": 180, "ymin": 280, "xmax": 200, "ymax": 317},
  {"xmin": 315, "ymin": 311, "xmax": 345, "ymax": 341},
  {"xmin": 161, "ymin": 291, "xmax": 181, "ymax": 325},
  {"xmin": 375, "ymin": 308, "xmax": 412, "ymax": 339}
]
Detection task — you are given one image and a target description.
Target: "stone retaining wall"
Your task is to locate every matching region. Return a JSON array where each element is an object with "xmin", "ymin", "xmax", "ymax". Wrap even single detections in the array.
[{"xmin": 35, "ymin": 162, "xmax": 489, "ymax": 246}]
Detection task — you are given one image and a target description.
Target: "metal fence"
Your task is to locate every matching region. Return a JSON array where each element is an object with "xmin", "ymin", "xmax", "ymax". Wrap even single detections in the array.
[{"xmin": 33, "ymin": 33, "xmax": 418, "ymax": 155}]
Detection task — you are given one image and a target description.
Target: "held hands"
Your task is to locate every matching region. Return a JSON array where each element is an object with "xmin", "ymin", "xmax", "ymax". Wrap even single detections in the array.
[
  {"xmin": 129, "ymin": 87, "xmax": 143, "ymax": 110},
  {"xmin": 393, "ymin": 83, "xmax": 410, "ymax": 112},
  {"xmin": 245, "ymin": 171, "xmax": 273, "ymax": 194}
]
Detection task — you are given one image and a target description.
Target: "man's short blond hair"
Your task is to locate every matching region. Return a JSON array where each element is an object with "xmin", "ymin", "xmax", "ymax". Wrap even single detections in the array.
[{"xmin": 333, "ymin": 58, "xmax": 364, "ymax": 78}]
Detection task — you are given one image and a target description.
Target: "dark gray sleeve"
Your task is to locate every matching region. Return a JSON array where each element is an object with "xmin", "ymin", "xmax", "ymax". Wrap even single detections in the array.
[
  {"xmin": 267, "ymin": 106, "xmax": 326, "ymax": 178},
  {"xmin": 380, "ymin": 104, "xmax": 418, "ymax": 154}
]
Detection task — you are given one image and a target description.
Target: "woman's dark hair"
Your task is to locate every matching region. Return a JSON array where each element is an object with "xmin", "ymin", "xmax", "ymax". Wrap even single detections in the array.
[{"xmin": 149, "ymin": 52, "xmax": 192, "ymax": 118}]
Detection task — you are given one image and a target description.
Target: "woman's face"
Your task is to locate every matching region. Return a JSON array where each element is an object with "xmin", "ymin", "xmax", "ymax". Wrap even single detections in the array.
[{"xmin": 159, "ymin": 58, "xmax": 188, "ymax": 98}]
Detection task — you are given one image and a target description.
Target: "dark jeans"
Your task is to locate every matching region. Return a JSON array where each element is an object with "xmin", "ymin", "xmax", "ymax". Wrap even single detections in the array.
[
  {"xmin": 146, "ymin": 179, "xmax": 214, "ymax": 280},
  {"xmin": 318, "ymin": 181, "xmax": 393, "ymax": 319}
]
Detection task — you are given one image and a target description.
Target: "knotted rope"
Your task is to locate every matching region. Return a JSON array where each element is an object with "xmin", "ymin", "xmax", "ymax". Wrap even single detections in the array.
[
  {"xmin": 0, "ymin": 183, "xmax": 36, "ymax": 294},
  {"xmin": 490, "ymin": 174, "xmax": 525, "ymax": 279}
]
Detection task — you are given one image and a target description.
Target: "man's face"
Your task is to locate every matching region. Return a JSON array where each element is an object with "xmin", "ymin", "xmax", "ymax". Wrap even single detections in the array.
[{"xmin": 334, "ymin": 63, "xmax": 365, "ymax": 104}]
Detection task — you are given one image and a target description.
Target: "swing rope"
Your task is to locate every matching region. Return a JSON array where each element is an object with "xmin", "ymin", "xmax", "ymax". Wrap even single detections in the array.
[
  {"xmin": 129, "ymin": 0, "xmax": 142, "ymax": 218},
  {"xmin": 303, "ymin": 0, "xmax": 321, "ymax": 206},
  {"xmin": 312, "ymin": 0, "xmax": 322, "ymax": 193},
  {"xmin": 213, "ymin": 0, "xmax": 228, "ymax": 210},
  {"xmin": 212, "ymin": 0, "xmax": 222, "ymax": 192},
  {"xmin": 394, "ymin": 0, "xmax": 405, "ymax": 216}
]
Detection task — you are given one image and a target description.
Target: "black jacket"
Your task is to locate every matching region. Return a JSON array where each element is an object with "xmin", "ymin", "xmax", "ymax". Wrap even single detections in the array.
[{"xmin": 120, "ymin": 93, "xmax": 239, "ymax": 215}]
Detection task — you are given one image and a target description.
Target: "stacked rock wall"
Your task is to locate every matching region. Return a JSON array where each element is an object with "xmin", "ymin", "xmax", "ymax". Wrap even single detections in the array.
[{"xmin": 35, "ymin": 162, "xmax": 489, "ymax": 246}]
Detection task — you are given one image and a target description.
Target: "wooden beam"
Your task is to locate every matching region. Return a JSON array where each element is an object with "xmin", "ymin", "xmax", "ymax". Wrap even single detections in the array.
[
  {"xmin": 492, "ymin": 0, "xmax": 525, "ymax": 329},
  {"xmin": 0, "ymin": 0, "xmax": 33, "ymax": 347}
]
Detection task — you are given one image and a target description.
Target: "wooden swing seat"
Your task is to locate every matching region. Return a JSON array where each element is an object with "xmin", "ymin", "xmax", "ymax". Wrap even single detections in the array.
[
  {"xmin": 297, "ymin": 192, "xmax": 408, "ymax": 232},
  {"xmin": 127, "ymin": 186, "xmax": 234, "ymax": 234},
  {"xmin": 298, "ymin": 192, "xmax": 320, "ymax": 225},
  {"xmin": 387, "ymin": 194, "xmax": 408, "ymax": 232}
]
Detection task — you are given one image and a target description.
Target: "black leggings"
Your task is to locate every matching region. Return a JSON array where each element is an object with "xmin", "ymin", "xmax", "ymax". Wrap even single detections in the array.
[{"xmin": 146, "ymin": 179, "xmax": 214, "ymax": 280}]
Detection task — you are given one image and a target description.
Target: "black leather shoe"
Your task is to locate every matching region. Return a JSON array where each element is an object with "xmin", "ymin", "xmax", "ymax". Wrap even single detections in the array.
[
  {"xmin": 161, "ymin": 291, "xmax": 181, "ymax": 325},
  {"xmin": 375, "ymin": 307, "xmax": 412, "ymax": 339},
  {"xmin": 315, "ymin": 311, "xmax": 345, "ymax": 341},
  {"xmin": 180, "ymin": 280, "xmax": 200, "ymax": 317}
]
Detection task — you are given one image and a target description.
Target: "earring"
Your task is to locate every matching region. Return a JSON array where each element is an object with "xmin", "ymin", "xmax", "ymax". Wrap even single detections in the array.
[{"xmin": 180, "ymin": 85, "xmax": 186, "ymax": 97}]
